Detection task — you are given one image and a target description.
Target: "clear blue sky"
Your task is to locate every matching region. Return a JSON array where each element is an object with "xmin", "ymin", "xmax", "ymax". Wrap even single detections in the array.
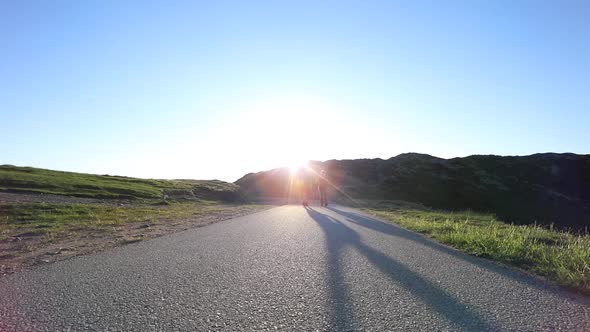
[{"xmin": 2, "ymin": 0, "xmax": 589, "ymax": 181}]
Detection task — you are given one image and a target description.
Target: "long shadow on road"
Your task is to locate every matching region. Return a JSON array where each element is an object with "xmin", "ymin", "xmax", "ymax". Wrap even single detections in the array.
[
  {"xmin": 305, "ymin": 206, "xmax": 497, "ymax": 331},
  {"xmin": 325, "ymin": 206, "xmax": 558, "ymax": 293}
]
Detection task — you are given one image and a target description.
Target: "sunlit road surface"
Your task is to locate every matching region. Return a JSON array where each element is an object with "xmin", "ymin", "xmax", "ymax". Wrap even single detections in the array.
[{"xmin": 1, "ymin": 205, "xmax": 589, "ymax": 331}]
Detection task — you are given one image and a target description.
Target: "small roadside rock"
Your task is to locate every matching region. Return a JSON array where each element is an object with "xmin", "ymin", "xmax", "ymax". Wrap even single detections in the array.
[{"xmin": 45, "ymin": 248, "xmax": 62, "ymax": 256}]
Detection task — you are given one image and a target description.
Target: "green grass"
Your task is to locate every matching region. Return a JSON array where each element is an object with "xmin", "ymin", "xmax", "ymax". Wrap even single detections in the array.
[
  {"xmin": 0, "ymin": 201, "xmax": 262, "ymax": 240},
  {"xmin": 363, "ymin": 203, "xmax": 590, "ymax": 293},
  {"xmin": 0, "ymin": 165, "xmax": 239, "ymax": 200}
]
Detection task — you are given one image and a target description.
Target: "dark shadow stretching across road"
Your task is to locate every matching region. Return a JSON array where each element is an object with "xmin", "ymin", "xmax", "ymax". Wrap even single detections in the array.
[
  {"xmin": 325, "ymin": 206, "xmax": 561, "ymax": 293},
  {"xmin": 305, "ymin": 206, "xmax": 497, "ymax": 331}
]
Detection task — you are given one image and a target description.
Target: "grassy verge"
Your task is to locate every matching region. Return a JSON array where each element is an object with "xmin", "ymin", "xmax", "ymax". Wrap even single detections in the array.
[
  {"xmin": 362, "ymin": 203, "xmax": 590, "ymax": 293},
  {"xmin": 0, "ymin": 164, "xmax": 270, "ymax": 274},
  {"xmin": 0, "ymin": 200, "xmax": 271, "ymax": 274},
  {"xmin": 0, "ymin": 201, "xmax": 262, "ymax": 240}
]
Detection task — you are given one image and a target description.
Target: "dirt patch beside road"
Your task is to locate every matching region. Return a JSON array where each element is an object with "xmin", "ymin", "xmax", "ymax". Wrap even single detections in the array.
[
  {"xmin": 0, "ymin": 193, "xmax": 272, "ymax": 276},
  {"xmin": 0, "ymin": 192, "xmax": 134, "ymax": 206}
]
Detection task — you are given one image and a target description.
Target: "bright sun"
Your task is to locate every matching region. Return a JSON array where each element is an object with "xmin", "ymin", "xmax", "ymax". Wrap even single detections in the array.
[
  {"xmin": 212, "ymin": 94, "xmax": 363, "ymax": 179},
  {"xmin": 288, "ymin": 161, "xmax": 308, "ymax": 174}
]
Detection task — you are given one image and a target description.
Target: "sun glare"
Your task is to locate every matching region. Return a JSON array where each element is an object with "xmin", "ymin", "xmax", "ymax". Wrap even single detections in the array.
[
  {"xmin": 208, "ymin": 94, "xmax": 372, "ymax": 180},
  {"xmin": 288, "ymin": 161, "xmax": 308, "ymax": 174}
]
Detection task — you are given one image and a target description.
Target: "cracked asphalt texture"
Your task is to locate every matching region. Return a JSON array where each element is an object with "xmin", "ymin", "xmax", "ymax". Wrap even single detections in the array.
[{"xmin": 1, "ymin": 205, "xmax": 589, "ymax": 331}]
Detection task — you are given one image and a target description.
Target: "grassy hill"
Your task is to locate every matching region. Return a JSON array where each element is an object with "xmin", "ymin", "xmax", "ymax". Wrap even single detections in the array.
[
  {"xmin": 236, "ymin": 153, "xmax": 590, "ymax": 230},
  {"xmin": 0, "ymin": 165, "xmax": 265, "ymax": 274},
  {"xmin": 0, "ymin": 165, "xmax": 240, "ymax": 201}
]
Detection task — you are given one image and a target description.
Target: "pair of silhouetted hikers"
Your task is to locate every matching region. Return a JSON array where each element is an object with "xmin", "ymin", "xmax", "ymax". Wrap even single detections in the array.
[{"xmin": 301, "ymin": 169, "xmax": 328, "ymax": 207}]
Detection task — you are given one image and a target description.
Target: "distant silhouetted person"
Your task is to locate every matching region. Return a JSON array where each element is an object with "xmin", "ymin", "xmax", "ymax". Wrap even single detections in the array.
[{"xmin": 318, "ymin": 169, "xmax": 328, "ymax": 207}]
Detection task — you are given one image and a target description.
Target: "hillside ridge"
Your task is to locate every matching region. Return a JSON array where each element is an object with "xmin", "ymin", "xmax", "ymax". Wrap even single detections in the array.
[{"xmin": 235, "ymin": 152, "xmax": 590, "ymax": 230}]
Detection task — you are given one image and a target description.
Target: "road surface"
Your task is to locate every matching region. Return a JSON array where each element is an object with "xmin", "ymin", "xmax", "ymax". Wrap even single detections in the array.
[{"xmin": 1, "ymin": 205, "xmax": 589, "ymax": 331}]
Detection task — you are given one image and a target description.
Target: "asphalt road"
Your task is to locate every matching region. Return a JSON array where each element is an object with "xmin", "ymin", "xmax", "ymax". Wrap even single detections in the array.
[{"xmin": 1, "ymin": 205, "xmax": 589, "ymax": 331}]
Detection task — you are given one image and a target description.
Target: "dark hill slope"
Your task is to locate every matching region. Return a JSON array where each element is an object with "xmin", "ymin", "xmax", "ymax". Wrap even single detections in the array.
[{"xmin": 236, "ymin": 153, "xmax": 590, "ymax": 230}]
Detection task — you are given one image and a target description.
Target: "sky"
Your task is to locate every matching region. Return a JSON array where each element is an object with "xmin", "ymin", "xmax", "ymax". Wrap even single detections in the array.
[{"xmin": 1, "ymin": 0, "xmax": 589, "ymax": 182}]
